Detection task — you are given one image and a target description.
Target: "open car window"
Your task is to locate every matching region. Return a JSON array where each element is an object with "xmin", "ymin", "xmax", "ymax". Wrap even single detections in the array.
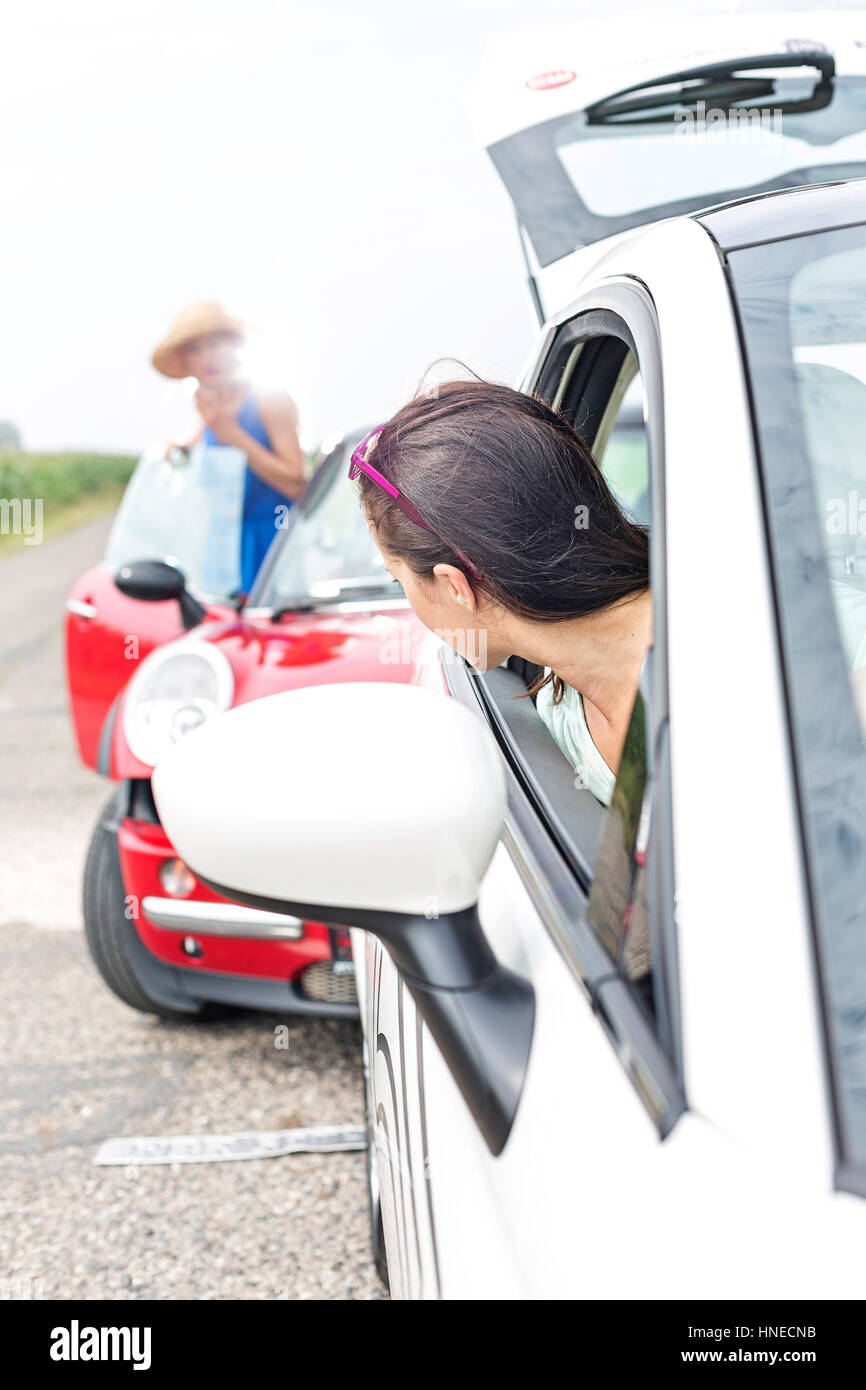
[
  {"xmin": 506, "ymin": 325, "xmax": 653, "ymax": 859},
  {"xmin": 550, "ymin": 333, "xmax": 672, "ymax": 1054},
  {"xmin": 453, "ymin": 296, "xmax": 680, "ymax": 1112}
]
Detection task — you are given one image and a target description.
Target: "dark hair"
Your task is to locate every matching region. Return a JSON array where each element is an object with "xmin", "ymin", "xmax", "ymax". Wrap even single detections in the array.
[{"xmin": 358, "ymin": 375, "xmax": 649, "ymax": 702}]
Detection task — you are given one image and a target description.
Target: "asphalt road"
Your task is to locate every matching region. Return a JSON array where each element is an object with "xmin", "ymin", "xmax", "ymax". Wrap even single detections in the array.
[{"xmin": 0, "ymin": 517, "xmax": 384, "ymax": 1300}]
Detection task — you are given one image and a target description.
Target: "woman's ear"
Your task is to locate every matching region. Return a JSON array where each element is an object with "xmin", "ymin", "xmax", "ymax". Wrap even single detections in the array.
[{"xmin": 433, "ymin": 563, "xmax": 477, "ymax": 612}]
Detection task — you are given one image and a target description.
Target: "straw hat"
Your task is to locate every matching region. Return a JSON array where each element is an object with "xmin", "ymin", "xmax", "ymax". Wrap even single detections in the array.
[{"xmin": 151, "ymin": 301, "xmax": 247, "ymax": 379}]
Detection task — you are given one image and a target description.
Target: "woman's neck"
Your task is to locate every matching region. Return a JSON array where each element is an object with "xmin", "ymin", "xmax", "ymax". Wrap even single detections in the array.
[{"xmin": 512, "ymin": 588, "xmax": 653, "ymax": 725}]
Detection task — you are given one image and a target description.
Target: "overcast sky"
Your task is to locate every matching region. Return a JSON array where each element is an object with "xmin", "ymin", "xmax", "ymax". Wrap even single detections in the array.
[{"xmin": 2, "ymin": 0, "xmax": 856, "ymax": 454}]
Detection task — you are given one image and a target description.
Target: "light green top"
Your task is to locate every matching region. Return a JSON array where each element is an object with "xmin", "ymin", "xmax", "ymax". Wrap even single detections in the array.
[{"xmin": 536, "ymin": 675, "xmax": 616, "ymax": 807}]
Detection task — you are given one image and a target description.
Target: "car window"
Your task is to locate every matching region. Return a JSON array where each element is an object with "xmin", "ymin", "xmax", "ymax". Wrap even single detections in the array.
[
  {"xmin": 729, "ymin": 222, "xmax": 866, "ymax": 1190},
  {"xmin": 448, "ymin": 299, "xmax": 681, "ymax": 1121},
  {"xmin": 253, "ymin": 440, "xmax": 401, "ymax": 610},
  {"xmin": 550, "ymin": 324, "xmax": 680, "ymax": 1059},
  {"xmin": 594, "ymin": 372, "xmax": 651, "ymax": 527},
  {"xmin": 544, "ymin": 335, "xmax": 651, "ymax": 528},
  {"xmin": 790, "ymin": 251, "xmax": 866, "ymax": 684},
  {"xmin": 542, "ymin": 341, "xmax": 653, "ymax": 815},
  {"xmin": 522, "ymin": 309, "xmax": 678, "ymax": 1067}
]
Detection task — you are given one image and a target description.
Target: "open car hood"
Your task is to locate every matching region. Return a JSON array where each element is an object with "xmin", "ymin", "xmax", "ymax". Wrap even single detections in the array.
[{"xmin": 468, "ymin": 12, "xmax": 866, "ymax": 315}]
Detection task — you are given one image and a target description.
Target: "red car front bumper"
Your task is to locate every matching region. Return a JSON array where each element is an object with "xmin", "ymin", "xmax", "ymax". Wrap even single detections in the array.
[{"xmin": 113, "ymin": 795, "xmax": 356, "ymax": 1016}]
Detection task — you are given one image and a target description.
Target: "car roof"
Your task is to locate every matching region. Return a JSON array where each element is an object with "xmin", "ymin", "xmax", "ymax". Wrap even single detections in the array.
[{"xmin": 694, "ymin": 176, "xmax": 866, "ymax": 251}]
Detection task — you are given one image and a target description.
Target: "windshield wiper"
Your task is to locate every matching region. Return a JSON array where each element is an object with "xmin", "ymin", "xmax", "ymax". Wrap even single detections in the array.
[
  {"xmin": 271, "ymin": 576, "xmax": 401, "ymax": 620},
  {"xmin": 308, "ymin": 576, "xmax": 399, "ymax": 597},
  {"xmin": 586, "ymin": 51, "xmax": 835, "ymax": 126}
]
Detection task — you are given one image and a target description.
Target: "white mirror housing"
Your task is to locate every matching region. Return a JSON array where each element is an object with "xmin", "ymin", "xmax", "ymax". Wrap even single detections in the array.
[
  {"xmin": 152, "ymin": 681, "xmax": 506, "ymax": 919},
  {"xmin": 152, "ymin": 679, "xmax": 532, "ymax": 1157}
]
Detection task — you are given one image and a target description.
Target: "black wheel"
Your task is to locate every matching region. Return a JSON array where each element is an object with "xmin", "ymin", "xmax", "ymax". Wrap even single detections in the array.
[
  {"xmin": 83, "ymin": 790, "xmax": 230, "ymax": 1023},
  {"xmin": 368, "ymin": 1144, "xmax": 389, "ymax": 1288},
  {"xmin": 362, "ymin": 1037, "xmax": 389, "ymax": 1287}
]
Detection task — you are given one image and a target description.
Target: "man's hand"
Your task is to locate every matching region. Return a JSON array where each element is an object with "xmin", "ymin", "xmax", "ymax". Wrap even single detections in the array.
[{"xmin": 194, "ymin": 382, "xmax": 246, "ymax": 442}]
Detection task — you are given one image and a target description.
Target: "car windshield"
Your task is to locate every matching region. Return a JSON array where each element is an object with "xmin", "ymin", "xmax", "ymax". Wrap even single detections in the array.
[
  {"xmin": 104, "ymin": 444, "xmax": 247, "ymax": 599},
  {"xmin": 489, "ymin": 76, "xmax": 866, "ymax": 267},
  {"xmin": 730, "ymin": 217, "xmax": 866, "ymax": 1186},
  {"xmin": 251, "ymin": 436, "xmax": 400, "ymax": 610}
]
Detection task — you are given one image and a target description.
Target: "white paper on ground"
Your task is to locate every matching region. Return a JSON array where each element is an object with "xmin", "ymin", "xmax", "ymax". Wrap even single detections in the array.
[{"xmin": 93, "ymin": 1124, "xmax": 366, "ymax": 1166}]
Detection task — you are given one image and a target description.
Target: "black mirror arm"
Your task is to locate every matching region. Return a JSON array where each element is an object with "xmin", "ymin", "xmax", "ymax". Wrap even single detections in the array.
[
  {"xmin": 114, "ymin": 562, "xmax": 207, "ymax": 630},
  {"xmin": 178, "ymin": 590, "xmax": 207, "ymax": 629},
  {"xmin": 401, "ymin": 965, "xmax": 535, "ymax": 1157},
  {"xmin": 193, "ymin": 875, "xmax": 534, "ymax": 1155}
]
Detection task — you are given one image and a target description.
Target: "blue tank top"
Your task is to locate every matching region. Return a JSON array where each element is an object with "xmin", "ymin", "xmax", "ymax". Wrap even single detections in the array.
[{"xmin": 202, "ymin": 394, "xmax": 293, "ymax": 592}]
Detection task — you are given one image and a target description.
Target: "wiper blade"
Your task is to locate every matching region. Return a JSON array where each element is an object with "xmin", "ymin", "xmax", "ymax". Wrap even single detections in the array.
[
  {"xmin": 586, "ymin": 51, "xmax": 836, "ymax": 126},
  {"xmin": 307, "ymin": 576, "xmax": 398, "ymax": 597},
  {"xmin": 271, "ymin": 577, "xmax": 402, "ymax": 621}
]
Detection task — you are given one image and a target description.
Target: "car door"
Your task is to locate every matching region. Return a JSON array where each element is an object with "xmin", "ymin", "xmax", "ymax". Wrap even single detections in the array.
[
  {"xmin": 361, "ymin": 283, "xmax": 689, "ymax": 1298},
  {"xmin": 65, "ymin": 564, "xmax": 188, "ymax": 770},
  {"xmin": 365, "ymin": 215, "xmax": 866, "ymax": 1297}
]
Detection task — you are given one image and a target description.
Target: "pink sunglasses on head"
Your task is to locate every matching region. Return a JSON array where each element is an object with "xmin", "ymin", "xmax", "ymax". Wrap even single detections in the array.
[{"xmin": 349, "ymin": 426, "xmax": 479, "ymax": 579}]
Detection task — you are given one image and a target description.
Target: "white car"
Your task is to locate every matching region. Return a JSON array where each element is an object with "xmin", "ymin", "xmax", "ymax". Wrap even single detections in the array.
[{"xmin": 152, "ymin": 44, "xmax": 866, "ymax": 1297}]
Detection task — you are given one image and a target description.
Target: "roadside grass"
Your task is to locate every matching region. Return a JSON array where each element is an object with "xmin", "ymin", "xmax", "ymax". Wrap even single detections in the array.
[{"xmin": 0, "ymin": 451, "xmax": 136, "ymax": 559}]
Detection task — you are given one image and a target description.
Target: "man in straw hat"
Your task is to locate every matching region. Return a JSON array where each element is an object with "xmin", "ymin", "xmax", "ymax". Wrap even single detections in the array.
[{"xmin": 152, "ymin": 300, "xmax": 306, "ymax": 592}]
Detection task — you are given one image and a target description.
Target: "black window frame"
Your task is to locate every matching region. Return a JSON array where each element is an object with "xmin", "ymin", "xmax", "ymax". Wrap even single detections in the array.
[{"xmin": 444, "ymin": 278, "xmax": 684, "ymax": 1135}]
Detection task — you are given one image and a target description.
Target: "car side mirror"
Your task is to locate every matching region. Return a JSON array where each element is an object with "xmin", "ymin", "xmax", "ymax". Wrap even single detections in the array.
[
  {"xmin": 152, "ymin": 682, "xmax": 534, "ymax": 1154},
  {"xmin": 114, "ymin": 560, "xmax": 206, "ymax": 630}
]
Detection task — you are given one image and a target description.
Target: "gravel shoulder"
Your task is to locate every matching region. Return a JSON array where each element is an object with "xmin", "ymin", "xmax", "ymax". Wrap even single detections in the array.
[{"xmin": 0, "ymin": 519, "xmax": 384, "ymax": 1301}]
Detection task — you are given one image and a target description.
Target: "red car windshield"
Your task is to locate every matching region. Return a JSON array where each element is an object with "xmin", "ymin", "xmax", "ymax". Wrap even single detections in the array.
[{"xmin": 251, "ymin": 438, "xmax": 401, "ymax": 611}]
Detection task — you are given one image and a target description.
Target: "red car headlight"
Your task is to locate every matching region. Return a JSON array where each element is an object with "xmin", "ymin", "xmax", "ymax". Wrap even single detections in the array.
[{"xmin": 122, "ymin": 639, "xmax": 234, "ymax": 768}]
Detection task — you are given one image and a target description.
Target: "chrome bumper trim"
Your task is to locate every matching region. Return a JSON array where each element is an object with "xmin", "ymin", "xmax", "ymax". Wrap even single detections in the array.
[
  {"xmin": 141, "ymin": 896, "xmax": 304, "ymax": 939},
  {"xmin": 66, "ymin": 598, "xmax": 97, "ymax": 619}
]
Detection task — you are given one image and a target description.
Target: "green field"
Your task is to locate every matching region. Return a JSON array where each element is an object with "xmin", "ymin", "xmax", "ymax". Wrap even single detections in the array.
[{"xmin": 0, "ymin": 450, "xmax": 136, "ymax": 557}]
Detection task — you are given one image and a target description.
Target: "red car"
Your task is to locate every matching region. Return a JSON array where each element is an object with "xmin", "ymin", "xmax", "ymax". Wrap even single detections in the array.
[{"xmin": 65, "ymin": 429, "xmax": 421, "ymax": 1021}]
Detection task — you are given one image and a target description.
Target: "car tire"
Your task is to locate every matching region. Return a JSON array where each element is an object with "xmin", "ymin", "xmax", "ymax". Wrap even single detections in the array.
[
  {"xmin": 83, "ymin": 790, "xmax": 230, "ymax": 1023},
  {"xmin": 368, "ymin": 1146, "xmax": 389, "ymax": 1289},
  {"xmin": 363, "ymin": 1038, "xmax": 389, "ymax": 1288}
]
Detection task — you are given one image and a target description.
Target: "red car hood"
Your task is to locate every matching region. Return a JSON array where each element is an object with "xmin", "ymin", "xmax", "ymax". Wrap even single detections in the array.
[{"xmin": 111, "ymin": 604, "xmax": 423, "ymax": 779}]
